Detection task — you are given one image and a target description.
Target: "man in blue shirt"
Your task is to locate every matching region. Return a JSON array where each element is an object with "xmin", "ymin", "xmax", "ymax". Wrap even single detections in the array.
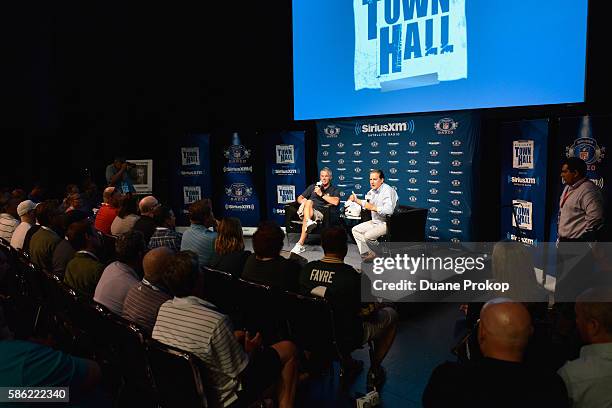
[
  {"xmin": 180, "ymin": 199, "xmax": 218, "ymax": 267},
  {"xmin": 347, "ymin": 169, "xmax": 398, "ymax": 261},
  {"xmin": 105, "ymin": 156, "xmax": 136, "ymax": 194}
]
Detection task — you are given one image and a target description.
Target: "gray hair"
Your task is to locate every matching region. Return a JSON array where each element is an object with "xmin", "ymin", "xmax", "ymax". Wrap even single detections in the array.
[{"xmin": 320, "ymin": 167, "xmax": 333, "ymax": 177}]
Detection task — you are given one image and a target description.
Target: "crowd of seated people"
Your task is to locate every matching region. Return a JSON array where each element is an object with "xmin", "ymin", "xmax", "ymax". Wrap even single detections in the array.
[{"xmin": 2, "ymin": 182, "xmax": 612, "ymax": 407}]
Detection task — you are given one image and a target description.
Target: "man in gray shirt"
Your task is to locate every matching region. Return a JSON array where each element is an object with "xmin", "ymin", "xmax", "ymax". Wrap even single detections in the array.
[
  {"xmin": 348, "ymin": 169, "xmax": 398, "ymax": 261},
  {"xmin": 558, "ymin": 157, "xmax": 604, "ymax": 242}
]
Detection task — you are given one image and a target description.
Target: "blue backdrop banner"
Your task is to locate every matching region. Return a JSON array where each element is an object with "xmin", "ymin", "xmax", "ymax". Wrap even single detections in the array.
[
  {"xmin": 317, "ymin": 112, "xmax": 479, "ymax": 242},
  {"xmin": 220, "ymin": 132, "xmax": 261, "ymax": 227},
  {"xmin": 263, "ymin": 131, "xmax": 307, "ymax": 224},
  {"xmin": 172, "ymin": 133, "xmax": 212, "ymax": 226},
  {"xmin": 550, "ymin": 116, "xmax": 609, "ymax": 242},
  {"xmin": 500, "ymin": 119, "xmax": 549, "ymax": 247}
]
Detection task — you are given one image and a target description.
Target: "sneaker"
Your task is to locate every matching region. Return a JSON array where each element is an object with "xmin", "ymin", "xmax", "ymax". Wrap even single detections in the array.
[
  {"xmin": 306, "ymin": 219, "xmax": 317, "ymax": 234},
  {"xmin": 291, "ymin": 242, "xmax": 306, "ymax": 254},
  {"xmin": 366, "ymin": 366, "xmax": 386, "ymax": 392}
]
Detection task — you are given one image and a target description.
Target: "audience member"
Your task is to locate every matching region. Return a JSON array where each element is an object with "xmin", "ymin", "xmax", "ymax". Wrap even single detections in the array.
[
  {"xmin": 0, "ymin": 198, "xmax": 20, "ymax": 242},
  {"xmin": 210, "ymin": 217, "xmax": 251, "ymax": 277},
  {"xmin": 110, "ymin": 195, "xmax": 140, "ymax": 236},
  {"xmin": 94, "ymin": 187, "xmax": 121, "ymax": 235},
  {"xmin": 148, "ymin": 205, "xmax": 182, "ymax": 252},
  {"xmin": 59, "ymin": 184, "xmax": 79, "ymax": 212},
  {"xmin": 9, "ymin": 200, "xmax": 37, "ymax": 250},
  {"xmin": 106, "ymin": 156, "xmax": 136, "ymax": 194},
  {"xmin": 132, "ymin": 195, "xmax": 160, "ymax": 243},
  {"xmin": 300, "ymin": 226, "xmax": 397, "ymax": 390},
  {"xmin": 153, "ymin": 251, "xmax": 298, "ymax": 408},
  {"xmin": 0, "ymin": 305, "xmax": 104, "ymax": 405},
  {"xmin": 180, "ymin": 199, "xmax": 217, "ymax": 267},
  {"xmin": 63, "ymin": 221, "xmax": 105, "ymax": 298},
  {"xmin": 423, "ymin": 300, "xmax": 569, "ymax": 407},
  {"xmin": 94, "ymin": 231, "xmax": 145, "ymax": 315},
  {"xmin": 27, "ymin": 184, "xmax": 46, "ymax": 203},
  {"xmin": 51, "ymin": 210, "xmax": 90, "ymax": 276},
  {"xmin": 242, "ymin": 221, "xmax": 300, "ymax": 291},
  {"xmin": 122, "ymin": 247, "xmax": 173, "ymax": 333},
  {"xmin": 557, "ymin": 287, "xmax": 612, "ymax": 408},
  {"xmin": 29, "ymin": 201, "xmax": 62, "ymax": 272}
]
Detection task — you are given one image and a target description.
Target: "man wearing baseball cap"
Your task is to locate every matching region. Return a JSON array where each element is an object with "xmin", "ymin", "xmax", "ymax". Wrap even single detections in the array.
[{"xmin": 10, "ymin": 200, "xmax": 38, "ymax": 250}]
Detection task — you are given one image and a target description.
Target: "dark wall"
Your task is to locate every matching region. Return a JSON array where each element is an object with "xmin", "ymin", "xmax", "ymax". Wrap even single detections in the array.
[{"xmin": 1, "ymin": 1, "xmax": 610, "ymax": 237}]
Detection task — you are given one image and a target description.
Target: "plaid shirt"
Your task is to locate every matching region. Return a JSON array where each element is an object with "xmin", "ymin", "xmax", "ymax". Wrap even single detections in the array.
[{"xmin": 149, "ymin": 228, "xmax": 182, "ymax": 252}]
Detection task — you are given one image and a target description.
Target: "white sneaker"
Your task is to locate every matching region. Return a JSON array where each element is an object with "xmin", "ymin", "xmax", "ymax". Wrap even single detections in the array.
[
  {"xmin": 306, "ymin": 219, "xmax": 317, "ymax": 233},
  {"xmin": 291, "ymin": 242, "xmax": 306, "ymax": 254}
]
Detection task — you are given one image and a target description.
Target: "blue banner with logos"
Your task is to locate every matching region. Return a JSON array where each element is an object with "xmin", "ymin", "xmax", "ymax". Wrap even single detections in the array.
[
  {"xmin": 500, "ymin": 119, "xmax": 549, "ymax": 247},
  {"xmin": 220, "ymin": 132, "xmax": 261, "ymax": 227},
  {"xmin": 317, "ymin": 112, "xmax": 479, "ymax": 242},
  {"xmin": 172, "ymin": 133, "xmax": 212, "ymax": 226},
  {"xmin": 263, "ymin": 131, "xmax": 307, "ymax": 224},
  {"xmin": 549, "ymin": 115, "xmax": 609, "ymax": 242}
]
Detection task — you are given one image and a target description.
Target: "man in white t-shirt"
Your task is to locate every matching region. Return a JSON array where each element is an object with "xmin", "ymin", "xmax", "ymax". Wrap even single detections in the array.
[{"xmin": 10, "ymin": 200, "xmax": 38, "ymax": 250}]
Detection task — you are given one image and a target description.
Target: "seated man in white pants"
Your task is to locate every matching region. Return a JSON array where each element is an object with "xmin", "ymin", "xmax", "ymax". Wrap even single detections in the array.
[{"xmin": 347, "ymin": 169, "xmax": 398, "ymax": 262}]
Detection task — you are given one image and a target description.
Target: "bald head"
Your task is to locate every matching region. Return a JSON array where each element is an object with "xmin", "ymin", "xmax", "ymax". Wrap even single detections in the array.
[
  {"xmin": 139, "ymin": 195, "xmax": 159, "ymax": 216},
  {"xmin": 478, "ymin": 300, "xmax": 533, "ymax": 362},
  {"xmin": 575, "ymin": 287, "xmax": 612, "ymax": 344},
  {"xmin": 103, "ymin": 187, "xmax": 116, "ymax": 202},
  {"xmin": 143, "ymin": 247, "xmax": 173, "ymax": 286}
]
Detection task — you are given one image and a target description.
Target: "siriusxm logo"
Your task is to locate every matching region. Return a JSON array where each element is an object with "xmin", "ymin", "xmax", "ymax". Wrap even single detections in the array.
[
  {"xmin": 430, "ymin": 169, "xmax": 439, "ymax": 176},
  {"xmin": 434, "ymin": 118, "xmax": 459, "ymax": 135},
  {"xmin": 277, "ymin": 185, "xmax": 295, "ymax": 204},
  {"xmin": 430, "ymin": 150, "xmax": 439, "ymax": 157},
  {"xmin": 511, "ymin": 176, "xmax": 536, "ymax": 185},
  {"xmin": 451, "ymin": 179, "xmax": 461, "ymax": 187},
  {"xmin": 428, "ymin": 180, "xmax": 440, "ymax": 184},
  {"xmin": 183, "ymin": 186, "xmax": 201, "ymax": 205},
  {"xmin": 428, "ymin": 199, "xmax": 441, "ymax": 203},
  {"xmin": 428, "ymin": 141, "xmax": 441, "ymax": 145},
  {"xmin": 336, "ymin": 151, "xmax": 346, "ymax": 155},
  {"xmin": 409, "ymin": 178, "xmax": 417, "ymax": 184},
  {"xmin": 406, "ymin": 188, "xmax": 419, "ymax": 192},
  {"xmin": 272, "ymin": 208, "xmax": 286, "ymax": 215},
  {"xmin": 451, "ymin": 160, "xmax": 462, "ymax": 167},
  {"xmin": 356, "ymin": 122, "xmax": 409, "ymax": 134},
  {"xmin": 406, "ymin": 169, "xmax": 419, "ymax": 174},
  {"xmin": 409, "ymin": 159, "xmax": 417, "ymax": 166},
  {"xmin": 513, "ymin": 140, "xmax": 534, "ymax": 169},
  {"xmin": 181, "ymin": 147, "xmax": 200, "ymax": 166},
  {"xmin": 324, "ymin": 125, "xmax": 341, "ymax": 137},
  {"xmin": 275, "ymin": 144, "xmax": 295, "ymax": 164},
  {"xmin": 512, "ymin": 200, "xmax": 533, "ymax": 231}
]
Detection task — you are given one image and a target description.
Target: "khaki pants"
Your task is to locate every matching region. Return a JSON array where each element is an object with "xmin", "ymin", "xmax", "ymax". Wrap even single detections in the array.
[{"xmin": 352, "ymin": 220, "xmax": 387, "ymax": 255}]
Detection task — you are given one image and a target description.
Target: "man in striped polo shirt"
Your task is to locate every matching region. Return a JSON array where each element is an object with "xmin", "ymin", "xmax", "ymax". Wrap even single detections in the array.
[{"xmin": 153, "ymin": 251, "xmax": 298, "ymax": 408}]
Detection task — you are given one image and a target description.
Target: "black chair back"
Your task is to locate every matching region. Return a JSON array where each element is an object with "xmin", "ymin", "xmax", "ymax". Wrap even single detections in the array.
[
  {"xmin": 283, "ymin": 291, "xmax": 343, "ymax": 360},
  {"xmin": 199, "ymin": 267, "xmax": 238, "ymax": 315},
  {"xmin": 386, "ymin": 205, "xmax": 428, "ymax": 242},
  {"xmin": 236, "ymin": 278, "xmax": 287, "ymax": 343},
  {"xmin": 101, "ymin": 233, "xmax": 117, "ymax": 263},
  {"xmin": 147, "ymin": 339, "xmax": 208, "ymax": 408}
]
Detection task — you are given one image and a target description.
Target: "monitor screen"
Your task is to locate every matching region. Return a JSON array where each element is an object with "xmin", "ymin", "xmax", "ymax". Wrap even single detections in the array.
[{"xmin": 292, "ymin": 0, "xmax": 588, "ymax": 120}]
